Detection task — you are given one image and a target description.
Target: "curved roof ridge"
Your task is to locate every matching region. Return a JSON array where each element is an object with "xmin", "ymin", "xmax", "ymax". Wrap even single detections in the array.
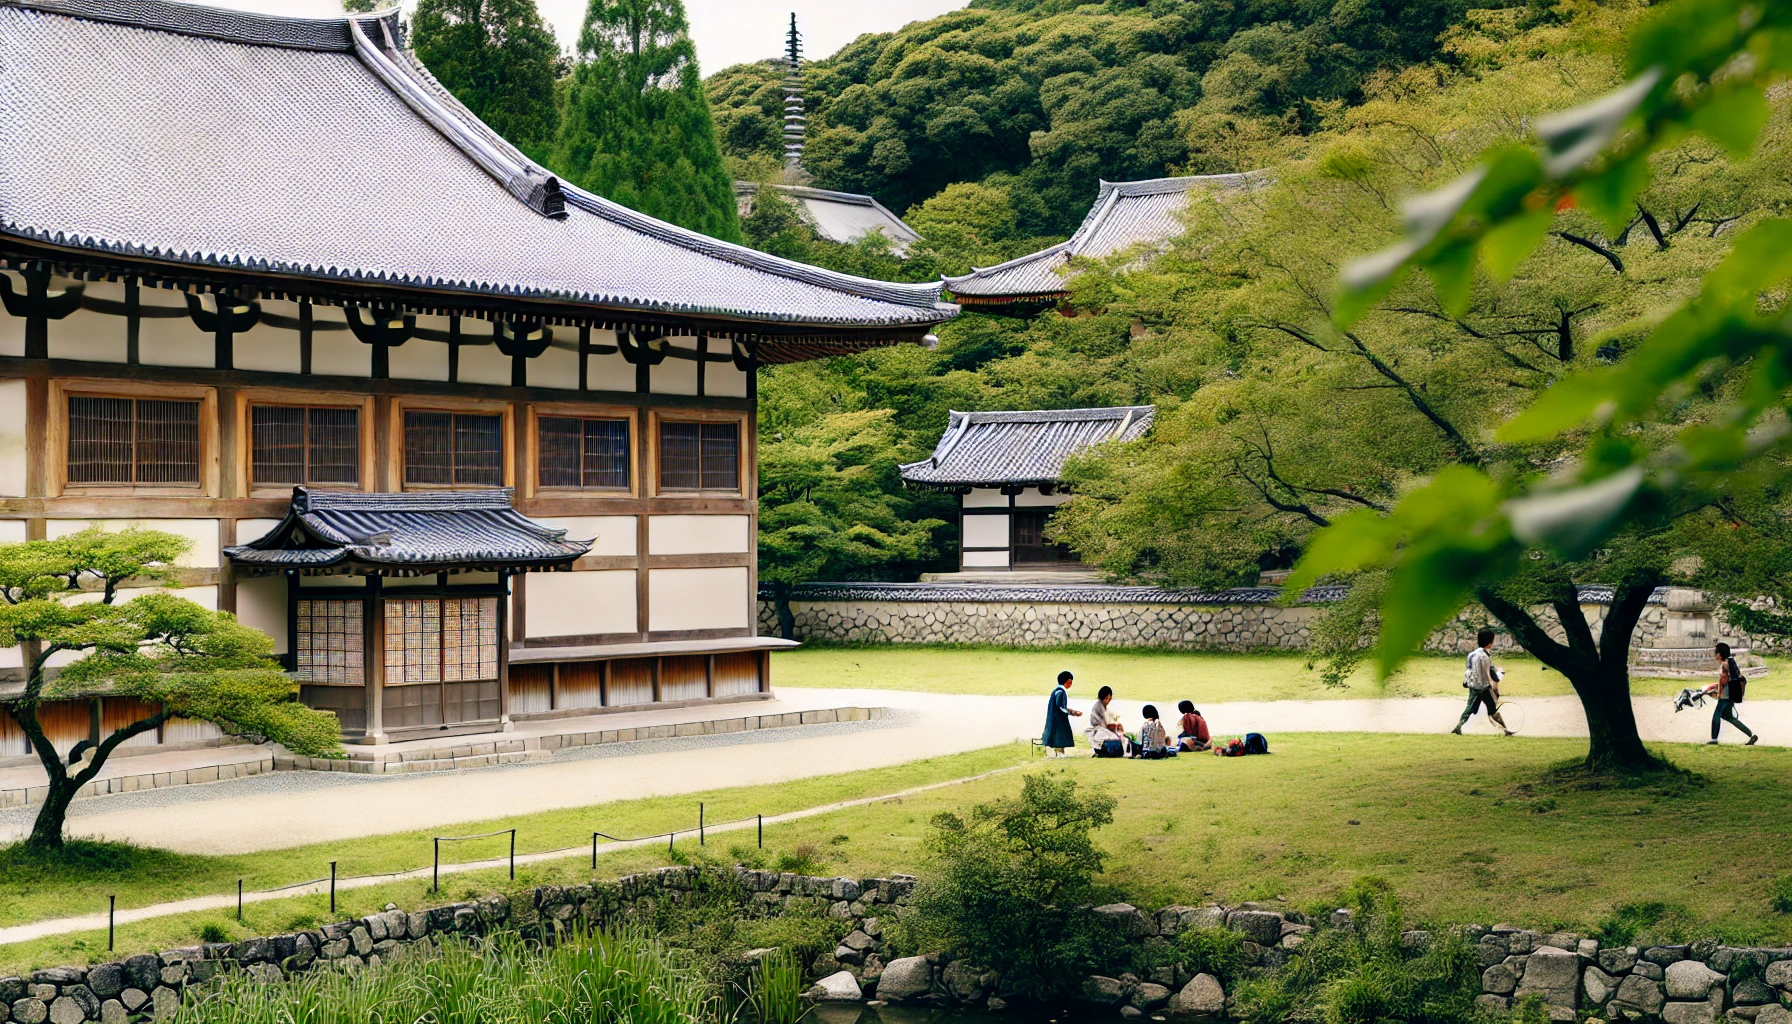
[
  {"xmin": 1, "ymin": 0, "xmax": 367, "ymax": 49},
  {"xmin": 941, "ymin": 241, "xmax": 1071, "ymax": 289},
  {"xmin": 959, "ymin": 405, "xmax": 1155, "ymax": 422}
]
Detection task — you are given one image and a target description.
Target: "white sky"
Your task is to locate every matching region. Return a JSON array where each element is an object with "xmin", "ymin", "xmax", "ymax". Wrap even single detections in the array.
[{"xmin": 190, "ymin": 0, "xmax": 967, "ymax": 73}]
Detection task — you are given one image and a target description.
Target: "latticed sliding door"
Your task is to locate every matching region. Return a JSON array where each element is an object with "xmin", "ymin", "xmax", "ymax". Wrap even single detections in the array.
[
  {"xmin": 294, "ymin": 598, "xmax": 367, "ymax": 732},
  {"xmin": 383, "ymin": 596, "xmax": 501, "ymax": 727}
]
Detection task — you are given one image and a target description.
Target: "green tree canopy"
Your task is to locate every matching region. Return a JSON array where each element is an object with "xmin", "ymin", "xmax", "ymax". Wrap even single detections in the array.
[
  {"xmin": 757, "ymin": 409, "xmax": 945, "ymax": 637},
  {"xmin": 1, "ymin": 529, "xmax": 341, "ymax": 852},
  {"xmin": 552, "ymin": 0, "xmax": 741, "ymax": 241},
  {"xmin": 411, "ymin": 0, "xmax": 564, "ymax": 158}
]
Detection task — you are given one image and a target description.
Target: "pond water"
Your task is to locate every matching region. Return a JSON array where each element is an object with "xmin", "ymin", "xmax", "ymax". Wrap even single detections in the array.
[{"xmin": 810, "ymin": 1002, "xmax": 1122, "ymax": 1024}]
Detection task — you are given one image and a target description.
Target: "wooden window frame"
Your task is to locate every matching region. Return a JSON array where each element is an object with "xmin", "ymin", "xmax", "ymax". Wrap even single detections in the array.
[
  {"xmin": 526, "ymin": 403, "xmax": 639, "ymax": 499},
  {"xmin": 47, "ymin": 378, "xmax": 220, "ymax": 498},
  {"xmin": 235, "ymin": 388, "xmax": 377, "ymax": 498},
  {"xmin": 390, "ymin": 396, "xmax": 514, "ymax": 491},
  {"xmin": 649, "ymin": 409, "xmax": 747, "ymax": 497}
]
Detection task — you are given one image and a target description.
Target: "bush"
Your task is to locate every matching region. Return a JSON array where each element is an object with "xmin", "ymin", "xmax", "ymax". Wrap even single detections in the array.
[
  {"xmin": 1771, "ymin": 876, "xmax": 1792, "ymax": 915},
  {"xmin": 1178, "ymin": 927, "xmax": 1252, "ymax": 985},
  {"xmin": 907, "ymin": 771, "xmax": 1119, "ymax": 998}
]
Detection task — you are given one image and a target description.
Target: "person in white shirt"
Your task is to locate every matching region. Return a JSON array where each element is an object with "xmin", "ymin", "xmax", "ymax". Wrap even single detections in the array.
[
  {"xmin": 1086, "ymin": 685, "xmax": 1129, "ymax": 755},
  {"xmin": 1452, "ymin": 628, "xmax": 1513, "ymax": 736}
]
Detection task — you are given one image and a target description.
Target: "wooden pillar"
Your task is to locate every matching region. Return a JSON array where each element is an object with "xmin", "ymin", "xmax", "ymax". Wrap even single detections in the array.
[
  {"xmin": 497, "ymin": 571, "xmax": 512, "ymax": 725},
  {"xmin": 549, "ymin": 662, "xmax": 559, "ymax": 712},
  {"xmin": 599, "ymin": 659, "xmax": 610, "ymax": 708},
  {"xmin": 650, "ymin": 656, "xmax": 662, "ymax": 703},
  {"xmin": 705, "ymin": 654, "xmax": 715, "ymax": 698},
  {"xmin": 364, "ymin": 574, "xmax": 384, "ymax": 742}
]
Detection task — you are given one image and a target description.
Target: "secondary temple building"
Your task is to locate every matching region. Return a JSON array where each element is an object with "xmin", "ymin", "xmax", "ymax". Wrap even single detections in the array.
[
  {"xmin": 0, "ymin": 0, "xmax": 954, "ymax": 750},
  {"xmin": 900, "ymin": 407, "xmax": 1153, "ymax": 574},
  {"xmin": 944, "ymin": 173, "xmax": 1256, "ymax": 311}
]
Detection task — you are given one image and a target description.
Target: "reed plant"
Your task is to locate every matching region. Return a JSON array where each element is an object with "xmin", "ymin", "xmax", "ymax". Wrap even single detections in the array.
[
  {"xmin": 167, "ymin": 929, "xmax": 720, "ymax": 1024},
  {"xmin": 739, "ymin": 949, "xmax": 810, "ymax": 1024}
]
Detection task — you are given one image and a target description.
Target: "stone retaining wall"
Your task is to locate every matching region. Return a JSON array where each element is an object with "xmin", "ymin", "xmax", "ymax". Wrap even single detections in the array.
[
  {"xmin": 9, "ymin": 868, "xmax": 1789, "ymax": 1024},
  {"xmin": 758, "ymin": 584, "xmax": 1698, "ymax": 654}
]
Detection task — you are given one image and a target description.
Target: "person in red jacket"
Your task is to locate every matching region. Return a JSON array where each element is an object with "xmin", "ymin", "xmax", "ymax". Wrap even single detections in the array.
[{"xmin": 1175, "ymin": 700, "xmax": 1211, "ymax": 752}]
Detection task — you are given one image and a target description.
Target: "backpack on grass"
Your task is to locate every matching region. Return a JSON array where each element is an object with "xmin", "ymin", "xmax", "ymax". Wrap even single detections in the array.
[{"xmin": 1243, "ymin": 733, "xmax": 1269, "ymax": 755}]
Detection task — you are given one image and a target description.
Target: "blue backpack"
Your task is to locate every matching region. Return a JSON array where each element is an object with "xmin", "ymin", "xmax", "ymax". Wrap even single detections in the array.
[{"xmin": 1243, "ymin": 733, "xmax": 1269, "ymax": 755}]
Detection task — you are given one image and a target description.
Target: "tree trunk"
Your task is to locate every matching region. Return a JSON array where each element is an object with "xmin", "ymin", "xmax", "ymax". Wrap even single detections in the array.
[
  {"xmin": 1560, "ymin": 659, "xmax": 1659, "ymax": 773},
  {"xmin": 773, "ymin": 584, "xmax": 797, "ymax": 640},
  {"xmin": 25, "ymin": 778, "xmax": 76, "ymax": 853}
]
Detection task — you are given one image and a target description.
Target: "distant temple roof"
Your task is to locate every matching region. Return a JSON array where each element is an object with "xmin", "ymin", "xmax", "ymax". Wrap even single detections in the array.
[
  {"xmin": 943, "ymin": 173, "xmax": 1260, "ymax": 306},
  {"xmin": 735, "ymin": 182, "xmax": 923, "ymax": 255},
  {"xmin": 899, "ymin": 406, "xmax": 1156, "ymax": 489},
  {"xmin": 225, "ymin": 488, "xmax": 591, "ymax": 576},
  {"xmin": 0, "ymin": 0, "xmax": 954, "ymax": 358}
]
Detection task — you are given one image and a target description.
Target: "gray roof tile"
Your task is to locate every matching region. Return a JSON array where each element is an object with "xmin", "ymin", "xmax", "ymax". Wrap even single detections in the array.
[
  {"xmin": 944, "ymin": 173, "xmax": 1261, "ymax": 301},
  {"xmin": 735, "ymin": 182, "xmax": 922, "ymax": 253},
  {"xmin": 899, "ymin": 406, "xmax": 1155, "ymax": 488},
  {"xmin": 0, "ymin": 0, "xmax": 954, "ymax": 340},
  {"xmin": 224, "ymin": 487, "xmax": 591, "ymax": 575}
]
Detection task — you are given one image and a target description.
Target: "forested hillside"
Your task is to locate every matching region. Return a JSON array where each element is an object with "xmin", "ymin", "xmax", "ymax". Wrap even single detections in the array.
[{"xmin": 708, "ymin": 0, "xmax": 1518, "ymax": 235}]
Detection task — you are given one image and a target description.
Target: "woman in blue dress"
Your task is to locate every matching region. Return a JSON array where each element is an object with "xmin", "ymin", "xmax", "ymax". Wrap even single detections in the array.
[{"xmin": 1042, "ymin": 671, "xmax": 1081, "ymax": 756}]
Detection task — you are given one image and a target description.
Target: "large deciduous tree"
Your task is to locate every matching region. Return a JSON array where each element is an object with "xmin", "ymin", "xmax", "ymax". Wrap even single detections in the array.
[
  {"xmin": 1, "ymin": 529, "xmax": 340, "ymax": 853},
  {"xmin": 551, "ymin": 0, "xmax": 741, "ymax": 241},
  {"xmin": 412, "ymin": 0, "xmax": 563, "ymax": 158},
  {"xmin": 757, "ymin": 410, "xmax": 944, "ymax": 638}
]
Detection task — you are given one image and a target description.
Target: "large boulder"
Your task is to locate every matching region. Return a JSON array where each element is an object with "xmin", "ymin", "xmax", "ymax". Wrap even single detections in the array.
[
  {"xmin": 1081, "ymin": 976, "xmax": 1128, "ymax": 1005},
  {"xmin": 1483, "ymin": 964, "xmax": 1518, "ymax": 996},
  {"xmin": 1661, "ymin": 999, "xmax": 1722, "ymax": 1024},
  {"xmin": 1515, "ymin": 947, "xmax": 1580, "ymax": 1021},
  {"xmin": 1168, "ymin": 974, "xmax": 1226, "ymax": 1020},
  {"xmin": 1666, "ymin": 961, "xmax": 1727, "ymax": 1000},
  {"xmin": 805, "ymin": 972, "xmax": 862, "ymax": 1003},
  {"xmin": 1094, "ymin": 904, "xmax": 1155, "ymax": 938},
  {"xmin": 1131, "ymin": 983, "xmax": 1173, "ymax": 1011},
  {"xmin": 1756, "ymin": 1005, "xmax": 1792, "ymax": 1024},
  {"xmin": 1600, "ymin": 948, "xmax": 1641, "ymax": 976},
  {"xmin": 1583, "ymin": 966, "xmax": 1619, "ymax": 1006},
  {"xmin": 1227, "ymin": 910, "xmax": 1284, "ymax": 946},
  {"xmin": 940, "ymin": 962, "xmax": 985, "ymax": 1003},
  {"xmin": 1766, "ymin": 960, "xmax": 1792, "ymax": 991},
  {"xmin": 876, "ymin": 957, "xmax": 933, "ymax": 1003},
  {"xmin": 1733, "ymin": 977, "xmax": 1778, "ymax": 1006}
]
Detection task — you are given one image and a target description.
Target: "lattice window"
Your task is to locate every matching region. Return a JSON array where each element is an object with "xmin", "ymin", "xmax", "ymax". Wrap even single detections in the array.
[
  {"xmin": 539, "ymin": 416, "xmax": 630, "ymax": 490},
  {"xmin": 67, "ymin": 396, "xmax": 201, "ymax": 486},
  {"xmin": 659, "ymin": 421, "xmax": 738, "ymax": 491},
  {"xmin": 404, "ymin": 411, "xmax": 503, "ymax": 486},
  {"xmin": 384, "ymin": 596, "xmax": 498, "ymax": 684},
  {"xmin": 295, "ymin": 599, "xmax": 365, "ymax": 684},
  {"xmin": 251, "ymin": 405, "xmax": 359, "ymax": 487},
  {"xmin": 1012, "ymin": 511, "xmax": 1075, "ymax": 564}
]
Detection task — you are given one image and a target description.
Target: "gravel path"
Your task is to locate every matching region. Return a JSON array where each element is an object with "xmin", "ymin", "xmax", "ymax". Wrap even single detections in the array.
[{"xmin": 4, "ymin": 688, "xmax": 1783, "ymax": 855}]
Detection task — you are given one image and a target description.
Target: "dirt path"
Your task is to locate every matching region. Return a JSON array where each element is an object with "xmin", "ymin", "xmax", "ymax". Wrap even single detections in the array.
[{"xmin": 3, "ymin": 688, "xmax": 1781, "ymax": 855}]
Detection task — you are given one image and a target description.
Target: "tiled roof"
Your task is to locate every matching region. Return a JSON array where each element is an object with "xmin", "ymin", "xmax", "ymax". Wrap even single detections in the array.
[
  {"xmin": 943, "ymin": 173, "xmax": 1260, "ymax": 302},
  {"xmin": 224, "ymin": 488, "xmax": 591, "ymax": 575},
  {"xmin": 735, "ymin": 183, "xmax": 923, "ymax": 254},
  {"xmin": 899, "ymin": 406, "xmax": 1155, "ymax": 488},
  {"xmin": 0, "ymin": 0, "xmax": 955, "ymax": 347}
]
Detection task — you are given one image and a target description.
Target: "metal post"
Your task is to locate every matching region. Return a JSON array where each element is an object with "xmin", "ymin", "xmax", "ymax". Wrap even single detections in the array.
[
  {"xmin": 699, "ymin": 803, "xmax": 705, "ymax": 846},
  {"xmin": 592, "ymin": 833, "xmax": 598, "ymax": 870},
  {"xmin": 509, "ymin": 830, "xmax": 516, "ymax": 881},
  {"xmin": 237, "ymin": 880, "xmax": 243, "ymax": 923},
  {"xmin": 108, "ymin": 895, "xmax": 115, "ymax": 951},
  {"xmin": 668, "ymin": 830, "xmax": 674, "ymax": 856},
  {"xmin": 757, "ymin": 814, "xmax": 763, "ymax": 849},
  {"xmin": 433, "ymin": 838, "xmax": 440, "ymax": 893},
  {"xmin": 330, "ymin": 861, "xmax": 337, "ymax": 915}
]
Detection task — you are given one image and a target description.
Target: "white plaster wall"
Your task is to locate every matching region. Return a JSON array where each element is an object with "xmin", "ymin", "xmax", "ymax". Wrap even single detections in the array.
[
  {"xmin": 235, "ymin": 575, "xmax": 288, "ymax": 654},
  {"xmin": 708, "ymin": 358, "xmax": 749, "ymax": 399},
  {"xmin": 963, "ymin": 550, "xmax": 1010, "ymax": 568},
  {"xmin": 0, "ymin": 645, "xmax": 19, "ymax": 669},
  {"xmin": 962, "ymin": 515, "xmax": 1009, "ymax": 549},
  {"xmin": 0, "ymin": 271, "xmax": 22, "ymax": 357},
  {"xmin": 458, "ymin": 336, "xmax": 512, "ymax": 386},
  {"xmin": 391, "ymin": 317, "xmax": 452, "ymax": 382},
  {"xmin": 651, "ymin": 337, "xmax": 700, "ymax": 396},
  {"xmin": 964, "ymin": 488, "xmax": 1008, "ymax": 509},
  {"xmin": 648, "ymin": 567, "xmax": 749, "ymax": 631},
  {"xmin": 586, "ymin": 334, "xmax": 634, "ymax": 393},
  {"xmin": 529, "ymin": 339, "xmax": 581, "ymax": 390},
  {"xmin": 51, "ymin": 280, "xmax": 127, "ymax": 363},
  {"xmin": 234, "ymin": 518, "xmax": 284, "ymax": 545},
  {"xmin": 137, "ymin": 299, "xmax": 212, "ymax": 368},
  {"xmin": 0, "ymin": 520, "xmax": 26, "ymax": 543},
  {"xmin": 48, "ymin": 518, "xmax": 220, "ymax": 568},
  {"xmin": 0, "ymin": 379, "xmax": 27, "ymax": 497},
  {"xmin": 526, "ymin": 570, "xmax": 637, "ymax": 637},
  {"xmin": 1014, "ymin": 490, "xmax": 1071, "ymax": 507},
  {"xmin": 311, "ymin": 320, "xmax": 371, "ymax": 378},
  {"xmin": 648, "ymin": 514, "xmax": 750, "ymax": 555},
  {"xmin": 529, "ymin": 515, "xmax": 635, "ymax": 557},
  {"xmin": 234, "ymin": 300, "xmax": 302, "ymax": 374}
]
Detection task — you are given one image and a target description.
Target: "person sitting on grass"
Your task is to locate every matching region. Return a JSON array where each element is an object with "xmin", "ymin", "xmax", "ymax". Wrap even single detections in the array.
[
  {"xmin": 1176, "ymin": 700, "xmax": 1211, "ymax": 752},
  {"xmin": 1087, "ymin": 685, "xmax": 1129, "ymax": 756},
  {"xmin": 1137, "ymin": 705, "xmax": 1177, "ymax": 758}
]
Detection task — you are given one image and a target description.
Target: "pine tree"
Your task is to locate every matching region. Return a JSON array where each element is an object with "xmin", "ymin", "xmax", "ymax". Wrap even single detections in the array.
[
  {"xmin": 411, "ymin": 0, "xmax": 563, "ymax": 158},
  {"xmin": 550, "ymin": 0, "xmax": 741, "ymax": 241}
]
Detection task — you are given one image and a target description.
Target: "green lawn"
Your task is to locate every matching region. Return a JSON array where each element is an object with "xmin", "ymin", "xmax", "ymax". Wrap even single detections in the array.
[
  {"xmin": 6, "ymin": 732, "xmax": 1791, "ymax": 972},
  {"xmin": 773, "ymin": 646, "xmax": 1792, "ymax": 704}
]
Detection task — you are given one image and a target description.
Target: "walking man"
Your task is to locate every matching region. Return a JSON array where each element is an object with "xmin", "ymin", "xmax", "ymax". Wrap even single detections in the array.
[
  {"xmin": 1453, "ymin": 628, "xmax": 1513, "ymax": 736},
  {"xmin": 1705, "ymin": 642, "xmax": 1759, "ymax": 745}
]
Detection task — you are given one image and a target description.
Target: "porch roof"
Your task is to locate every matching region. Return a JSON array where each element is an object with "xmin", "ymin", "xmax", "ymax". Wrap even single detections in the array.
[{"xmin": 223, "ymin": 487, "xmax": 591, "ymax": 576}]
